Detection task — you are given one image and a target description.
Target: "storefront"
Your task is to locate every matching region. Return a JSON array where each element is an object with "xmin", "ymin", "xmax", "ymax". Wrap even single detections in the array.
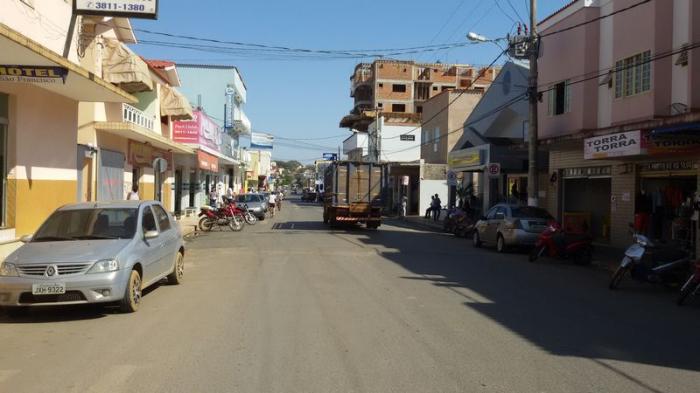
[{"xmin": 560, "ymin": 166, "xmax": 612, "ymax": 240}]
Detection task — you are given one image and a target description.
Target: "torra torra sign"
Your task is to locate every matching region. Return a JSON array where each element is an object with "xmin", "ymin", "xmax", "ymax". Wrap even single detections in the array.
[
  {"xmin": 584, "ymin": 130, "xmax": 641, "ymax": 159},
  {"xmin": 0, "ymin": 65, "xmax": 68, "ymax": 84}
]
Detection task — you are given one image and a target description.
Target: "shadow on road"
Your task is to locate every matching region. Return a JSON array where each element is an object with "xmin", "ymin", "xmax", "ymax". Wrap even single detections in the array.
[{"xmin": 269, "ymin": 218, "xmax": 700, "ymax": 376}]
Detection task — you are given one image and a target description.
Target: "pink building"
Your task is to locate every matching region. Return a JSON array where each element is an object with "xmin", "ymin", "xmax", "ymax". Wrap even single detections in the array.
[{"xmin": 538, "ymin": 0, "xmax": 700, "ymax": 251}]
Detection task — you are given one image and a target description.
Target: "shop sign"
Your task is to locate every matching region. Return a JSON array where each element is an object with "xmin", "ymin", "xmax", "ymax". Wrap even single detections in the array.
[
  {"xmin": 0, "ymin": 65, "xmax": 68, "ymax": 84},
  {"xmin": 197, "ymin": 150, "xmax": 219, "ymax": 172},
  {"xmin": 128, "ymin": 141, "xmax": 171, "ymax": 169},
  {"xmin": 74, "ymin": 0, "xmax": 158, "ymax": 19},
  {"xmin": 584, "ymin": 130, "xmax": 641, "ymax": 159},
  {"xmin": 173, "ymin": 111, "xmax": 222, "ymax": 152},
  {"xmin": 448, "ymin": 150, "xmax": 483, "ymax": 169},
  {"xmin": 487, "ymin": 163, "xmax": 501, "ymax": 177},
  {"xmin": 251, "ymin": 132, "xmax": 274, "ymax": 150},
  {"xmin": 639, "ymin": 161, "xmax": 697, "ymax": 172},
  {"xmin": 562, "ymin": 166, "xmax": 611, "ymax": 178},
  {"xmin": 641, "ymin": 131, "xmax": 700, "ymax": 156}
]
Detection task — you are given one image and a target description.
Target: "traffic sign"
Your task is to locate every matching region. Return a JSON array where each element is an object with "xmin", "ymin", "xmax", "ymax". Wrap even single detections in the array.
[
  {"xmin": 446, "ymin": 170, "xmax": 457, "ymax": 186},
  {"xmin": 487, "ymin": 163, "xmax": 501, "ymax": 177}
]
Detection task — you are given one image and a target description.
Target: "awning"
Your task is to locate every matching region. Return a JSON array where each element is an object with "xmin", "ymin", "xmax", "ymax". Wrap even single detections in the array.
[
  {"xmin": 198, "ymin": 144, "xmax": 239, "ymax": 165},
  {"xmin": 0, "ymin": 23, "xmax": 136, "ymax": 103},
  {"xmin": 102, "ymin": 39, "xmax": 153, "ymax": 93},
  {"xmin": 651, "ymin": 122, "xmax": 700, "ymax": 138},
  {"xmin": 160, "ymin": 84, "xmax": 193, "ymax": 120},
  {"xmin": 94, "ymin": 121, "xmax": 194, "ymax": 154}
]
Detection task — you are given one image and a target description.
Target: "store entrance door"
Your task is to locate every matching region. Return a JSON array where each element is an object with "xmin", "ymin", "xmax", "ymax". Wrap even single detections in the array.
[
  {"xmin": 174, "ymin": 169, "xmax": 182, "ymax": 214},
  {"xmin": 638, "ymin": 175, "xmax": 697, "ymax": 248},
  {"xmin": 563, "ymin": 177, "xmax": 611, "ymax": 241}
]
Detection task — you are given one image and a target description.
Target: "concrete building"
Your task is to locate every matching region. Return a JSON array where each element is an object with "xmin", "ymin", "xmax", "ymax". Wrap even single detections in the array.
[
  {"xmin": 420, "ymin": 89, "xmax": 484, "ymax": 210},
  {"xmin": 0, "ymin": 2, "xmax": 137, "ymax": 241},
  {"xmin": 538, "ymin": 0, "xmax": 700, "ymax": 252},
  {"xmin": 340, "ymin": 60, "xmax": 498, "ymax": 131}
]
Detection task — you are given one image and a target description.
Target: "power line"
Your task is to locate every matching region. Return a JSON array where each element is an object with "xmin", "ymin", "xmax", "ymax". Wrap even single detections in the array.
[
  {"xmin": 505, "ymin": 0, "xmax": 527, "ymax": 24},
  {"xmin": 538, "ymin": 41, "xmax": 699, "ymax": 95},
  {"xmin": 379, "ymin": 49, "xmax": 507, "ymax": 141},
  {"xmin": 540, "ymin": 0, "xmax": 652, "ymax": 38},
  {"xmin": 382, "ymin": 94, "xmax": 528, "ymax": 155},
  {"xmin": 495, "ymin": 0, "xmax": 519, "ymax": 24},
  {"xmin": 277, "ymin": 134, "xmax": 348, "ymax": 141},
  {"xmin": 419, "ymin": 0, "xmax": 468, "ymax": 61}
]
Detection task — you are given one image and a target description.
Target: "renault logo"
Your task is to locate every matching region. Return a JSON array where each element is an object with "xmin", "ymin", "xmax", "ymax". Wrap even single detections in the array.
[{"xmin": 45, "ymin": 265, "xmax": 58, "ymax": 277}]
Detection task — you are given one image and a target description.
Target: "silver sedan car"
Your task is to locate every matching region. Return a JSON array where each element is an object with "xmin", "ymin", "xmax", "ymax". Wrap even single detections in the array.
[
  {"xmin": 0, "ymin": 201, "xmax": 185, "ymax": 314},
  {"xmin": 472, "ymin": 203, "xmax": 554, "ymax": 253}
]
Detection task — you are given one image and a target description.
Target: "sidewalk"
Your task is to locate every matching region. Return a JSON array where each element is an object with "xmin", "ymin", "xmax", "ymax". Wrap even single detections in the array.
[
  {"xmin": 176, "ymin": 213, "xmax": 201, "ymax": 238},
  {"xmin": 387, "ymin": 215, "xmax": 624, "ymax": 272}
]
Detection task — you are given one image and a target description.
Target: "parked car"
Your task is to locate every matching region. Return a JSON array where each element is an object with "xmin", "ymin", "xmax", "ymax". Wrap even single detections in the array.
[
  {"xmin": 236, "ymin": 193, "xmax": 268, "ymax": 219},
  {"xmin": 0, "ymin": 201, "xmax": 185, "ymax": 314},
  {"xmin": 472, "ymin": 204, "xmax": 554, "ymax": 253}
]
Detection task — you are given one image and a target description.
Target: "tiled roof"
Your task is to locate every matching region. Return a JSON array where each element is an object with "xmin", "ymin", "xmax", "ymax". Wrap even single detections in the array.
[{"xmin": 143, "ymin": 59, "xmax": 176, "ymax": 69}]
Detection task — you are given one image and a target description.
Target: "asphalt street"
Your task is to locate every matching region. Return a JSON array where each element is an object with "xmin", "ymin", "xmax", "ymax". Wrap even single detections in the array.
[{"xmin": 0, "ymin": 198, "xmax": 699, "ymax": 393}]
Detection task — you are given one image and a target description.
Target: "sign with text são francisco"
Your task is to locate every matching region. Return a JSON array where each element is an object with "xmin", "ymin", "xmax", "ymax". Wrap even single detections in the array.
[{"xmin": 74, "ymin": 0, "xmax": 158, "ymax": 19}]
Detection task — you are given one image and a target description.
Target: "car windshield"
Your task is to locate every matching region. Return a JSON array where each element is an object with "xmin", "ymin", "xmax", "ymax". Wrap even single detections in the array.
[
  {"xmin": 511, "ymin": 207, "xmax": 553, "ymax": 220},
  {"xmin": 33, "ymin": 208, "xmax": 138, "ymax": 241},
  {"xmin": 237, "ymin": 194, "xmax": 262, "ymax": 203}
]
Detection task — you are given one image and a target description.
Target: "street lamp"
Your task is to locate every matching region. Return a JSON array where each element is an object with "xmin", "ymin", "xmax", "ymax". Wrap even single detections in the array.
[{"xmin": 466, "ymin": 32, "xmax": 489, "ymax": 43}]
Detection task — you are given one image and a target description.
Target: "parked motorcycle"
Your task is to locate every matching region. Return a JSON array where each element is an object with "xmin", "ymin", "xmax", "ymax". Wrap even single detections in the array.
[
  {"xmin": 529, "ymin": 222, "xmax": 593, "ymax": 265},
  {"xmin": 609, "ymin": 229, "xmax": 691, "ymax": 290},
  {"xmin": 443, "ymin": 207, "xmax": 475, "ymax": 237},
  {"xmin": 224, "ymin": 198, "xmax": 257, "ymax": 225},
  {"xmin": 677, "ymin": 260, "xmax": 700, "ymax": 306},
  {"xmin": 198, "ymin": 206, "xmax": 243, "ymax": 232}
]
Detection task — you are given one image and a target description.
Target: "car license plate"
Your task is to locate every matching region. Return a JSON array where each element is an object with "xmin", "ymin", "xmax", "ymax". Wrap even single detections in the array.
[{"xmin": 32, "ymin": 283, "xmax": 66, "ymax": 295}]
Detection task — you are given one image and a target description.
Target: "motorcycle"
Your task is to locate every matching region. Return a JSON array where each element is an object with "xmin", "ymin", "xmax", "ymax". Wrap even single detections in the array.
[
  {"xmin": 224, "ymin": 198, "xmax": 257, "ymax": 225},
  {"xmin": 443, "ymin": 207, "xmax": 475, "ymax": 237},
  {"xmin": 529, "ymin": 221, "xmax": 593, "ymax": 265},
  {"xmin": 609, "ymin": 229, "xmax": 691, "ymax": 290},
  {"xmin": 198, "ymin": 205, "xmax": 243, "ymax": 232},
  {"xmin": 677, "ymin": 260, "xmax": 700, "ymax": 306}
]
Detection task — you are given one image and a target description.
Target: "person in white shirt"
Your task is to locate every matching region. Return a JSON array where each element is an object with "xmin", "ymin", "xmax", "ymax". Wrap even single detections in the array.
[
  {"xmin": 127, "ymin": 185, "xmax": 139, "ymax": 201},
  {"xmin": 268, "ymin": 192, "xmax": 277, "ymax": 217}
]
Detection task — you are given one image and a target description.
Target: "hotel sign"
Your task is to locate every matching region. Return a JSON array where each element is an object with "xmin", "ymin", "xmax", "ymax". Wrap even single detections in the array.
[
  {"xmin": 584, "ymin": 130, "xmax": 641, "ymax": 159},
  {"xmin": 74, "ymin": 0, "xmax": 158, "ymax": 19},
  {"xmin": 0, "ymin": 65, "xmax": 68, "ymax": 84}
]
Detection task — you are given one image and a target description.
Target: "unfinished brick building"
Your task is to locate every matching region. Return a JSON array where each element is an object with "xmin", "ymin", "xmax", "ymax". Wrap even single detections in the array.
[{"xmin": 340, "ymin": 59, "xmax": 498, "ymax": 131}]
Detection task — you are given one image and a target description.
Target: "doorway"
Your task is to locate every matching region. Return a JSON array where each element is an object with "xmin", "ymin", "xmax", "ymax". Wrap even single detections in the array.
[
  {"xmin": 81, "ymin": 157, "xmax": 93, "ymax": 202},
  {"xmin": 174, "ymin": 169, "xmax": 182, "ymax": 213},
  {"xmin": 563, "ymin": 177, "xmax": 611, "ymax": 240},
  {"xmin": 188, "ymin": 170, "xmax": 196, "ymax": 207}
]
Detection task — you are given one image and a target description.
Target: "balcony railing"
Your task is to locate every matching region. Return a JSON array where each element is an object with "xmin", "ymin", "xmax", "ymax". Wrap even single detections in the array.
[{"xmin": 122, "ymin": 103, "xmax": 156, "ymax": 131}]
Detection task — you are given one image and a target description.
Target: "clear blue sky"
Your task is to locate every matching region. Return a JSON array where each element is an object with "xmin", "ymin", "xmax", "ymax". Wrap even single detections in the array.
[{"xmin": 131, "ymin": 0, "xmax": 564, "ymax": 163}]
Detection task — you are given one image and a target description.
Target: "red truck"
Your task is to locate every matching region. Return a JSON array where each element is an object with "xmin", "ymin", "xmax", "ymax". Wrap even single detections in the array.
[{"xmin": 322, "ymin": 161, "xmax": 385, "ymax": 229}]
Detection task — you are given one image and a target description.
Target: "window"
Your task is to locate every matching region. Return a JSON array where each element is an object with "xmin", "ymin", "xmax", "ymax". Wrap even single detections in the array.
[
  {"xmin": 416, "ymin": 105, "xmax": 423, "ymax": 114},
  {"xmin": 494, "ymin": 207, "xmax": 507, "ymax": 220},
  {"xmin": 142, "ymin": 207, "xmax": 157, "ymax": 233},
  {"xmin": 152, "ymin": 205, "xmax": 171, "ymax": 231},
  {"xmin": 432, "ymin": 86, "xmax": 439, "ymax": 91},
  {"xmin": 377, "ymin": 102, "xmax": 383, "ymax": 108},
  {"xmin": 400, "ymin": 134, "xmax": 415, "ymax": 141},
  {"xmin": 391, "ymin": 104, "xmax": 406, "ymax": 112},
  {"xmin": 547, "ymin": 80, "xmax": 571, "ymax": 116},
  {"xmin": 441, "ymin": 85, "xmax": 456, "ymax": 91},
  {"xmin": 614, "ymin": 51, "xmax": 651, "ymax": 98},
  {"xmin": 392, "ymin": 84, "xmax": 407, "ymax": 93},
  {"xmin": 433, "ymin": 127, "xmax": 440, "ymax": 152},
  {"xmin": 33, "ymin": 208, "xmax": 138, "ymax": 241},
  {"xmin": 378, "ymin": 83, "xmax": 384, "ymax": 88},
  {"xmin": 486, "ymin": 207, "xmax": 498, "ymax": 220}
]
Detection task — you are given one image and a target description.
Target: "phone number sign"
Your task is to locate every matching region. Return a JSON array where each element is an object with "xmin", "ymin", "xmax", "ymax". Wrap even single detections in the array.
[{"xmin": 74, "ymin": 0, "xmax": 158, "ymax": 19}]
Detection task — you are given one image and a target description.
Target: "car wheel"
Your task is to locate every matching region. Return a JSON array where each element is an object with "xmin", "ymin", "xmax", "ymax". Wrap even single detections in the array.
[
  {"xmin": 496, "ymin": 234, "xmax": 507, "ymax": 253},
  {"xmin": 472, "ymin": 231, "xmax": 482, "ymax": 248},
  {"xmin": 120, "ymin": 269, "xmax": 142, "ymax": 313},
  {"xmin": 167, "ymin": 252, "xmax": 184, "ymax": 285}
]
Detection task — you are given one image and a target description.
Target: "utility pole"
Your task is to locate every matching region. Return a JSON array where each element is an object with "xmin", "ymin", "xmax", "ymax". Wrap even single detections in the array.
[{"xmin": 526, "ymin": 0, "xmax": 539, "ymax": 207}]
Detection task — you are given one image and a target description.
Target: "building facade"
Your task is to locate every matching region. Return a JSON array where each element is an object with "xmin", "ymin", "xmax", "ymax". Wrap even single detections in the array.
[
  {"xmin": 538, "ymin": 0, "xmax": 700, "ymax": 251},
  {"xmin": 340, "ymin": 60, "xmax": 498, "ymax": 131},
  {"xmin": 0, "ymin": 2, "xmax": 138, "ymax": 241}
]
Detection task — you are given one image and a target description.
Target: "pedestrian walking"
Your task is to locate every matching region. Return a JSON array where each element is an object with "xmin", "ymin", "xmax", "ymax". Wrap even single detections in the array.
[
  {"xmin": 209, "ymin": 186, "xmax": 218, "ymax": 207},
  {"xmin": 432, "ymin": 194, "xmax": 442, "ymax": 221},
  {"xmin": 400, "ymin": 195, "xmax": 408, "ymax": 219},
  {"xmin": 268, "ymin": 191, "xmax": 277, "ymax": 217},
  {"xmin": 127, "ymin": 185, "xmax": 139, "ymax": 201}
]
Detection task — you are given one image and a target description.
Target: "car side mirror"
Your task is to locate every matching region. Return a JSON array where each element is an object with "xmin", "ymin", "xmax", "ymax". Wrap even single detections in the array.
[
  {"xmin": 19, "ymin": 234, "xmax": 33, "ymax": 243},
  {"xmin": 144, "ymin": 230, "xmax": 159, "ymax": 240}
]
